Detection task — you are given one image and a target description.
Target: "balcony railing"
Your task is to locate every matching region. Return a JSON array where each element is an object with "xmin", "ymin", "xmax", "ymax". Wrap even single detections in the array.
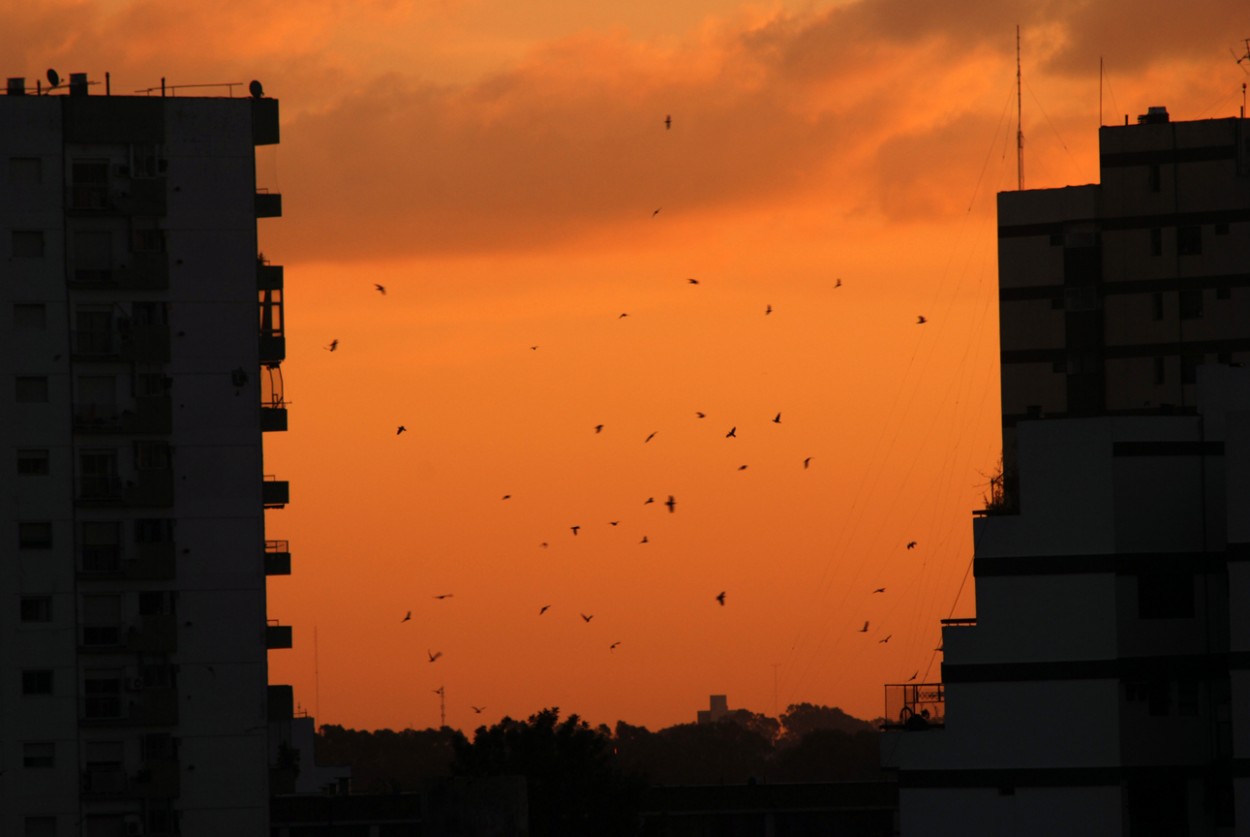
[
  {"xmin": 266, "ymin": 619, "xmax": 293, "ymax": 649},
  {"xmin": 265, "ymin": 539, "xmax": 291, "ymax": 575},
  {"xmin": 263, "ymin": 476, "xmax": 289, "ymax": 509},
  {"xmin": 882, "ymin": 682, "xmax": 945, "ymax": 731}
]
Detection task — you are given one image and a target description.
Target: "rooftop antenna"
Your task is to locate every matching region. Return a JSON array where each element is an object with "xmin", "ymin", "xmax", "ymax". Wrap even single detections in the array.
[
  {"xmin": 45, "ymin": 68, "xmax": 60, "ymax": 94},
  {"xmin": 1016, "ymin": 25, "xmax": 1024, "ymax": 190},
  {"xmin": 1231, "ymin": 38, "xmax": 1250, "ymax": 72}
]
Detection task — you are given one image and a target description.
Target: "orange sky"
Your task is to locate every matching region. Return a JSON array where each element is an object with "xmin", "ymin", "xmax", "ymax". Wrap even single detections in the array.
[{"xmin": 10, "ymin": 0, "xmax": 1248, "ymax": 732}]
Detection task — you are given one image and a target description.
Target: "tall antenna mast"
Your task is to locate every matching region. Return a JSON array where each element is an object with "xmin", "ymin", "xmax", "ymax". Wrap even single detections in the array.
[{"xmin": 1017, "ymin": 25, "xmax": 1024, "ymax": 190}]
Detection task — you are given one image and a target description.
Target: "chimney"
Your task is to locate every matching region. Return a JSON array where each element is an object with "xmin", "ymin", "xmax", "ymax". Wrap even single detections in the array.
[{"xmin": 6, "ymin": 77, "xmax": 26, "ymax": 96}]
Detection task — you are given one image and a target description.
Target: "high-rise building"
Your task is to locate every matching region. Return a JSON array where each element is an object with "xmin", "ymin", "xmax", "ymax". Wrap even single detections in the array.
[
  {"xmin": 1, "ymin": 73, "xmax": 291, "ymax": 836},
  {"xmin": 882, "ymin": 109, "xmax": 1250, "ymax": 835}
]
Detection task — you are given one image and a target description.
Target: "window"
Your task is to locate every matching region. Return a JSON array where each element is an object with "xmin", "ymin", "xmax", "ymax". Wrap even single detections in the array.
[
  {"xmin": 22, "ymin": 669, "xmax": 53, "ymax": 695},
  {"xmin": 135, "ymin": 441, "xmax": 171, "ymax": 470},
  {"xmin": 81, "ymin": 595, "xmax": 122, "ymax": 647},
  {"xmin": 72, "ymin": 230, "xmax": 113, "ymax": 283},
  {"xmin": 1179, "ymin": 289, "xmax": 1203, "ymax": 320},
  {"xmin": 139, "ymin": 590, "xmax": 174, "ymax": 616},
  {"xmin": 1150, "ymin": 228, "xmax": 1162, "ymax": 256},
  {"xmin": 13, "ymin": 303, "xmax": 46, "ymax": 329},
  {"xmin": 18, "ymin": 449, "xmax": 50, "ymax": 476},
  {"xmin": 70, "ymin": 159, "xmax": 109, "ymax": 210},
  {"xmin": 1138, "ymin": 572, "xmax": 1195, "ymax": 619},
  {"xmin": 74, "ymin": 309, "xmax": 113, "ymax": 356},
  {"xmin": 82, "ymin": 672, "xmax": 122, "ymax": 719},
  {"xmin": 16, "ymin": 376, "xmax": 49, "ymax": 403},
  {"xmin": 12, "ymin": 230, "xmax": 44, "ymax": 257},
  {"xmin": 1151, "ymin": 292, "xmax": 1164, "ymax": 321},
  {"xmin": 20, "ymin": 596, "xmax": 52, "ymax": 622},
  {"xmin": 18, "ymin": 522, "xmax": 52, "ymax": 549},
  {"xmin": 1177, "ymin": 226, "xmax": 1203, "ymax": 255},
  {"xmin": 135, "ymin": 518, "xmax": 175, "ymax": 543},
  {"xmin": 130, "ymin": 226, "xmax": 165, "ymax": 253},
  {"xmin": 23, "ymin": 742, "xmax": 54, "ymax": 768},
  {"xmin": 79, "ymin": 451, "xmax": 120, "ymax": 501},
  {"xmin": 81, "ymin": 521, "xmax": 122, "ymax": 573},
  {"xmin": 135, "ymin": 372, "xmax": 171, "ymax": 397},
  {"xmin": 9, "ymin": 156, "xmax": 42, "ymax": 185},
  {"xmin": 129, "ymin": 144, "xmax": 165, "ymax": 178},
  {"xmin": 1153, "ymin": 357, "xmax": 1165, "ymax": 386},
  {"xmin": 1182, "ymin": 354, "xmax": 1202, "ymax": 386}
]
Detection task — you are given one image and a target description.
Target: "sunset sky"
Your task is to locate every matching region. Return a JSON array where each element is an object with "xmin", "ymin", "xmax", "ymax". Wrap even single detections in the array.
[{"xmin": 9, "ymin": 0, "xmax": 1247, "ymax": 732}]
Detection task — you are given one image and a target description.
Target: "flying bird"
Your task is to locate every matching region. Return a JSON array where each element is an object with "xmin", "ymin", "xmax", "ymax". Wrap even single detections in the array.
[
  {"xmin": 858, "ymin": 621, "xmax": 869, "ymax": 633},
  {"xmin": 594, "ymin": 424, "xmax": 604, "ymax": 433},
  {"xmin": 609, "ymin": 521, "xmax": 619, "ymax": 526},
  {"xmin": 879, "ymin": 635, "xmax": 892, "ymax": 644},
  {"xmin": 726, "ymin": 427, "xmax": 737, "ymax": 438},
  {"xmin": 917, "ymin": 315, "xmax": 927, "ymax": 324},
  {"xmin": 644, "ymin": 497, "xmax": 655, "ymax": 505},
  {"xmin": 540, "ymin": 542, "xmax": 549, "ymax": 548},
  {"xmin": 737, "ymin": 465, "xmax": 748, "ymax": 471},
  {"xmin": 644, "ymin": 432, "xmax": 657, "ymax": 443},
  {"xmin": 835, "ymin": 278, "xmax": 842, "ymax": 288},
  {"xmin": 471, "ymin": 705, "xmax": 485, "ymax": 713},
  {"xmin": 427, "ymin": 650, "xmax": 443, "ymax": 662},
  {"xmin": 325, "ymin": 339, "xmax": 338, "ymax": 352},
  {"xmin": 571, "ymin": 526, "xmax": 581, "ymax": 536},
  {"xmin": 907, "ymin": 541, "xmax": 917, "ymax": 550},
  {"xmin": 640, "ymin": 535, "xmax": 649, "ymax": 544},
  {"xmin": 715, "ymin": 591, "xmax": 726, "ymax": 606},
  {"xmin": 539, "ymin": 605, "xmax": 551, "ymax": 615},
  {"xmin": 433, "ymin": 594, "xmax": 454, "ymax": 600},
  {"xmin": 580, "ymin": 613, "xmax": 594, "ymax": 623},
  {"xmin": 765, "ymin": 304, "xmax": 773, "ymax": 315},
  {"xmin": 803, "ymin": 457, "xmax": 812, "ymax": 469},
  {"xmin": 618, "ymin": 312, "xmax": 629, "ymax": 319},
  {"xmin": 687, "ymin": 277, "xmax": 699, "ymax": 284},
  {"xmin": 374, "ymin": 283, "xmax": 386, "ymax": 295},
  {"xmin": 652, "ymin": 208, "xmax": 661, "ymax": 217},
  {"xmin": 907, "ymin": 671, "xmax": 918, "ymax": 682},
  {"xmin": 502, "ymin": 494, "xmax": 511, "ymax": 500},
  {"xmin": 396, "ymin": 425, "xmax": 407, "ymax": 435},
  {"xmin": 773, "ymin": 413, "xmax": 782, "ymax": 423},
  {"xmin": 696, "ymin": 411, "xmax": 706, "ymax": 418},
  {"xmin": 665, "ymin": 114, "xmax": 671, "ymax": 129},
  {"xmin": 665, "ymin": 495, "xmax": 676, "ymax": 513},
  {"xmin": 610, "ymin": 641, "xmax": 621, "ymax": 651},
  {"xmin": 872, "ymin": 587, "xmax": 886, "ymax": 594},
  {"xmin": 401, "ymin": 611, "xmax": 411, "ymax": 622}
]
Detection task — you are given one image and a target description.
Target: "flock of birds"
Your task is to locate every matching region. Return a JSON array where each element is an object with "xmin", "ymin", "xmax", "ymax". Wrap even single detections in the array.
[{"xmin": 315, "ymin": 113, "xmax": 934, "ymax": 721}]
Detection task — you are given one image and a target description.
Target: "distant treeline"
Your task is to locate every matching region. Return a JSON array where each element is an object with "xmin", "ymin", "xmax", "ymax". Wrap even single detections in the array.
[{"xmin": 315, "ymin": 703, "xmax": 885, "ymax": 794}]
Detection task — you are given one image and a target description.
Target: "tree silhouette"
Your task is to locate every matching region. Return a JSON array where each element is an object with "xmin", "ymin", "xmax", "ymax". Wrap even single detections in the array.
[
  {"xmin": 316, "ymin": 724, "xmax": 466, "ymax": 792},
  {"xmin": 451, "ymin": 708, "xmax": 644, "ymax": 836}
]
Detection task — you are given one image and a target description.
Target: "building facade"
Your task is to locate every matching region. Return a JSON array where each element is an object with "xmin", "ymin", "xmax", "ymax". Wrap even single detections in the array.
[
  {"xmin": 882, "ymin": 109, "xmax": 1250, "ymax": 836},
  {"xmin": 1, "ymin": 74, "xmax": 291, "ymax": 836}
]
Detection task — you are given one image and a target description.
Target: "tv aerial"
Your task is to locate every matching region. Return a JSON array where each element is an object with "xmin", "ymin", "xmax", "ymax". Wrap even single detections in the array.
[{"xmin": 1232, "ymin": 39, "xmax": 1250, "ymax": 74}]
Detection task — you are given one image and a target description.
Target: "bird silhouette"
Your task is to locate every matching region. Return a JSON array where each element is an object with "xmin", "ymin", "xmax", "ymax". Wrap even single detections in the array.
[
  {"xmin": 907, "ymin": 541, "xmax": 917, "ymax": 550},
  {"xmin": 726, "ymin": 427, "xmax": 737, "ymax": 438},
  {"xmin": 803, "ymin": 457, "xmax": 812, "ymax": 469},
  {"xmin": 618, "ymin": 312, "xmax": 629, "ymax": 319},
  {"xmin": 872, "ymin": 587, "xmax": 886, "ymax": 594},
  {"xmin": 907, "ymin": 671, "xmax": 918, "ymax": 682},
  {"xmin": 665, "ymin": 495, "xmax": 676, "ymax": 513},
  {"xmin": 428, "ymin": 650, "xmax": 443, "ymax": 662},
  {"xmin": 326, "ymin": 339, "xmax": 338, "ymax": 352},
  {"xmin": 917, "ymin": 315, "xmax": 927, "ymax": 324},
  {"xmin": 687, "ymin": 277, "xmax": 699, "ymax": 285},
  {"xmin": 580, "ymin": 613, "xmax": 594, "ymax": 623},
  {"xmin": 471, "ymin": 705, "xmax": 485, "ymax": 713},
  {"xmin": 571, "ymin": 526, "xmax": 581, "ymax": 536},
  {"xmin": 539, "ymin": 605, "xmax": 551, "ymax": 615},
  {"xmin": 374, "ymin": 283, "xmax": 386, "ymax": 295},
  {"xmin": 540, "ymin": 542, "xmax": 549, "ymax": 548},
  {"xmin": 640, "ymin": 535, "xmax": 649, "ymax": 544},
  {"xmin": 610, "ymin": 641, "xmax": 621, "ymax": 651},
  {"xmin": 433, "ymin": 594, "xmax": 454, "ymax": 600},
  {"xmin": 695, "ymin": 411, "xmax": 706, "ymax": 418},
  {"xmin": 396, "ymin": 425, "xmax": 407, "ymax": 435},
  {"xmin": 594, "ymin": 424, "xmax": 604, "ymax": 433},
  {"xmin": 644, "ymin": 432, "xmax": 657, "ymax": 443},
  {"xmin": 644, "ymin": 497, "xmax": 655, "ymax": 505},
  {"xmin": 858, "ymin": 621, "xmax": 869, "ymax": 633},
  {"xmin": 716, "ymin": 591, "xmax": 726, "ymax": 606},
  {"xmin": 765, "ymin": 304, "xmax": 773, "ymax": 315},
  {"xmin": 835, "ymin": 278, "xmax": 842, "ymax": 288},
  {"xmin": 664, "ymin": 114, "xmax": 671, "ymax": 129},
  {"xmin": 652, "ymin": 208, "xmax": 661, "ymax": 217},
  {"xmin": 609, "ymin": 521, "xmax": 619, "ymax": 526},
  {"xmin": 773, "ymin": 413, "xmax": 782, "ymax": 423},
  {"xmin": 879, "ymin": 635, "xmax": 892, "ymax": 644},
  {"xmin": 502, "ymin": 494, "xmax": 511, "ymax": 500},
  {"xmin": 737, "ymin": 465, "xmax": 748, "ymax": 471},
  {"xmin": 401, "ymin": 611, "xmax": 411, "ymax": 622}
]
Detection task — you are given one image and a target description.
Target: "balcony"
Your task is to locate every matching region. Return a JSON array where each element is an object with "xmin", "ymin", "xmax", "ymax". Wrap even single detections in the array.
[
  {"xmin": 265, "ymin": 540, "xmax": 291, "ymax": 575},
  {"xmin": 266, "ymin": 620, "xmax": 293, "ymax": 649},
  {"xmin": 113, "ymin": 178, "xmax": 167, "ymax": 215},
  {"xmin": 123, "ymin": 467, "xmax": 175, "ymax": 508},
  {"xmin": 262, "ymin": 361, "xmax": 287, "ymax": 431},
  {"xmin": 132, "ymin": 757, "xmax": 180, "ymax": 799},
  {"xmin": 261, "ymin": 405, "xmax": 288, "ymax": 432},
  {"xmin": 73, "ymin": 396, "xmax": 173, "ymax": 435},
  {"xmin": 114, "ymin": 252, "xmax": 170, "ymax": 291},
  {"xmin": 263, "ymin": 476, "xmax": 289, "ymax": 509},
  {"xmin": 255, "ymin": 190, "xmax": 282, "ymax": 218},
  {"xmin": 881, "ymin": 682, "xmax": 946, "ymax": 731},
  {"xmin": 120, "ymin": 322, "xmax": 171, "ymax": 363},
  {"xmin": 81, "ymin": 766, "xmax": 128, "ymax": 796},
  {"xmin": 80, "ymin": 686, "xmax": 178, "ymax": 728}
]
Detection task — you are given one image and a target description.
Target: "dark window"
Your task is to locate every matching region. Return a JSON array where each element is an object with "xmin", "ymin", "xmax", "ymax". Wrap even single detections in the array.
[
  {"xmin": 12, "ymin": 230, "xmax": 44, "ymax": 257},
  {"xmin": 15, "ymin": 376, "xmax": 49, "ymax": 403},
  {"xmin": 22, "ymin": 669, "xmax": 53, "ymax": 695},
  {"xmin": 131, "ymin": 226, "xmax": 166, "ymax": 253},
  {"xmin": 79, "ymin": 452, "xmax": 119, "ymax": 501},
  {"xmin": 70, "ymin": 159, "xmax": 109, "ymax": 210},
  {"xmin": 1151, "ymin": 292, "xmax": 1164, "ymax": 321},
  {"xmin": 138, "ymin": 590, "xmax": 172, "ymax": 616},
  {"xmin": 135, "ymin": 518, "xmax": 174, "ymax": 543},
  {"xmin": 81, "ymin": 522, "xmax": 122, "ymax": 574},
  {"xmin": 82, "ymin": 673, "xmax": 122, "ymax": 719},
  {"xmin": 1154, "ymin": 357, "xmax": 1165, "ymax": 386},
  {"xmin": 135, "ymin": 441, "xmax": 170, "ymax": 470},
  {"xmin": 23, "ymin": 742, "xmax": 54, "ymax": 768},
  {"xmin": 17, "ymin": 449, "xmax": 50, "ymax": 476},
  {"xmin": 1150, "ymin": 228, "xmax": 1163, "ymax": 256},
  {"xmin": 20, "ymin": 597, "xmax": 52, "ymax": 622},
  {"xmin": 1179, "ymin": 289, "xmax": 1203, "ymax": 320},
  {"xmin": 13, "ymin": 303, "xmax": 46, "ymax": 329},
  {"xmin": 1138, "ymin": 572, "xmax": 1195, "ymax": 619},
  {"xmin": 18, "ymin": 522, "xmax": 52, "ymax": 549},
  {"xmin": 1177, "ymin": 226, "xmax": 1202, "ymax": 255},
  {"xmin": 1182, "ymin": 354, "xmax": 1202, "ymax": 386}
]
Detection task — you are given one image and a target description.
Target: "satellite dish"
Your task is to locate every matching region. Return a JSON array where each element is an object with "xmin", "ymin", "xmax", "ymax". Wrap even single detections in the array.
[
  {"xmin": 249, "ymin": 80, "xmax": 264, "ymax": 99},
  {"xmin": 46, "ymin": 69, "xmax": 60, "ymax": 88}
]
